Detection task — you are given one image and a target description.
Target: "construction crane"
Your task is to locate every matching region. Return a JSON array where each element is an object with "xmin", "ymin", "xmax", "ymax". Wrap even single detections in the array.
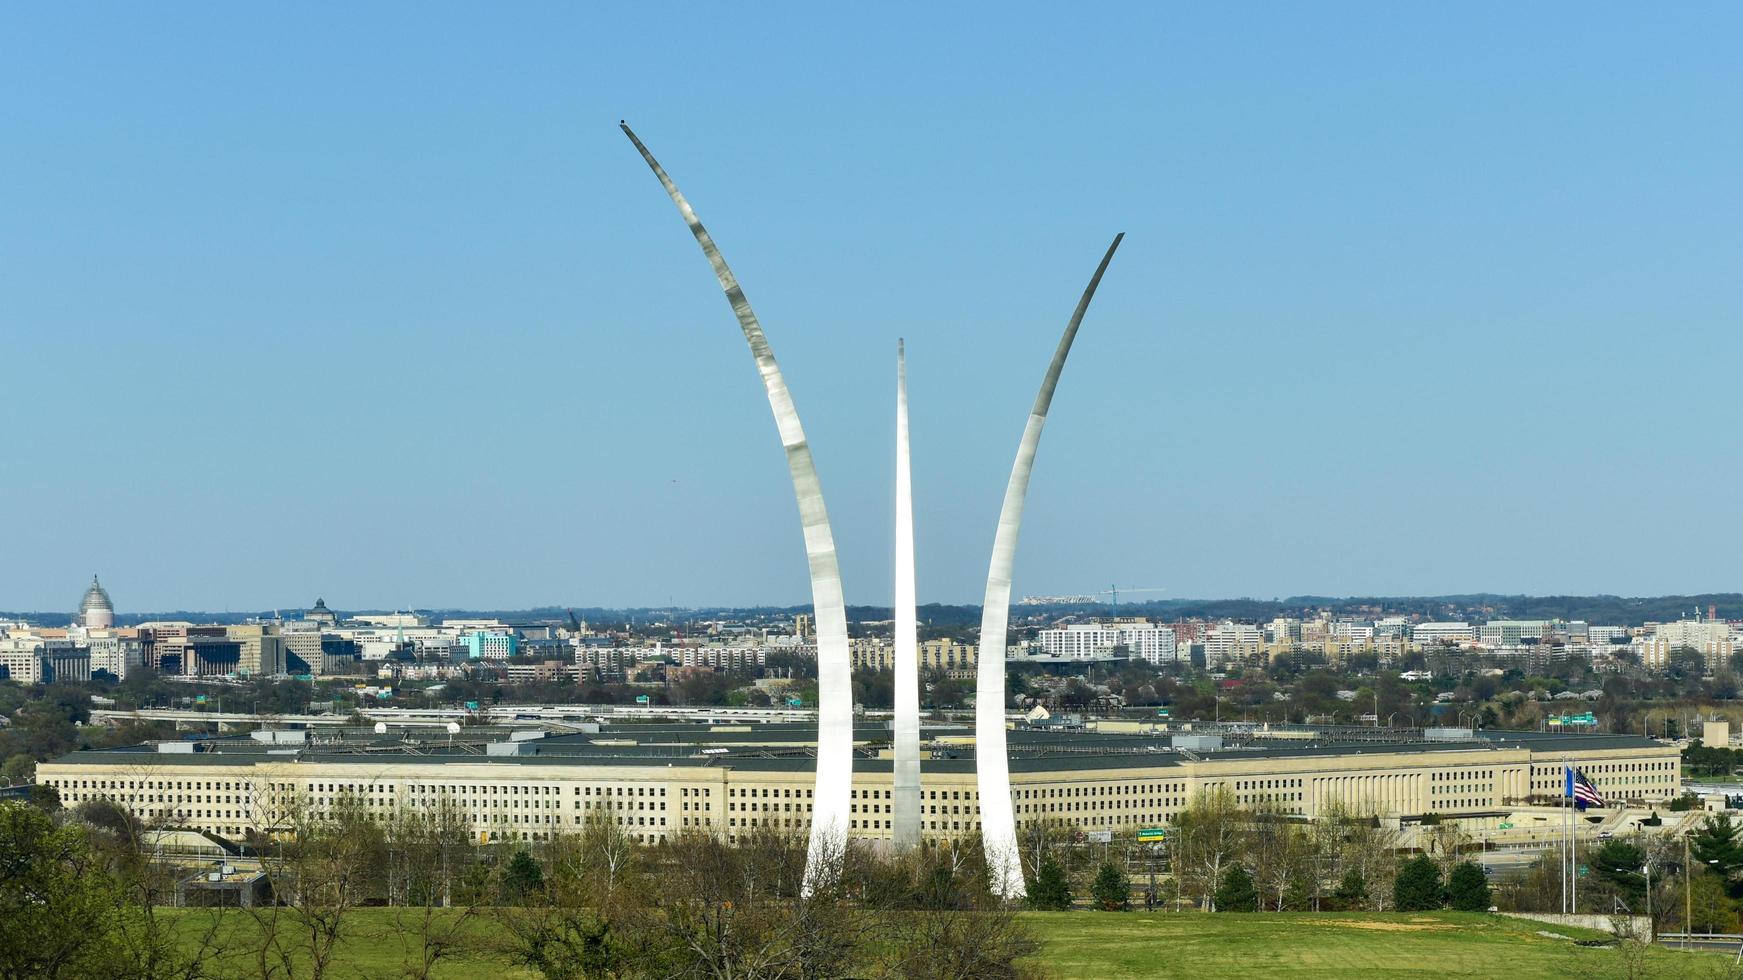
[{"xmin": 1098, "ymin": 585, "xmax": 1166, "ymax": 609}]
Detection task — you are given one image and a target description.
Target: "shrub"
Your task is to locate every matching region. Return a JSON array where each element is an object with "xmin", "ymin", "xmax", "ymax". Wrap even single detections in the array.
[
  {"xmin": 1214, "ymin": 865, "xmax": 1258, "ymax": 912},
  {"xmin": 1445, "ymin": 861, "xmax": 1491, "ymax": 911},
  {"xmin": 1394, "ymin": 855, "xmax": 1444, "ymax": 912},
  {"xmin": 1028, "ymin": 857, "xmax": 1072, "ymax": 911},
  {"xmin": 1090, "ymin": 862, "xmax": 1130, "ymax": 911},
  {"xmin": 1332, "ymin": 867, "xmax": 1368, "ymax": 909}
]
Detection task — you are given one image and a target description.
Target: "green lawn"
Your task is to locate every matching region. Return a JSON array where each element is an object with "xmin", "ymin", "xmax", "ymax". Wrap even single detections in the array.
[
  {"xmin": 166, "ymin": 908, "xmax": 1706, "ymax": 979},
  {"xmin": 1021, "ymin": 911, "xmax": 1691, "ymax": 979}
]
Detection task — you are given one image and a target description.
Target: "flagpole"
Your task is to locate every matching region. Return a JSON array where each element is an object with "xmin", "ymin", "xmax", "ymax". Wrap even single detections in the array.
[
  {"xmin": 1568, "ymin": 760, "xmax": 1582, "ymax": 913},
  {"xmin": 1571, "ymin": 764, "xmax": 1579, "ymax": 914}
]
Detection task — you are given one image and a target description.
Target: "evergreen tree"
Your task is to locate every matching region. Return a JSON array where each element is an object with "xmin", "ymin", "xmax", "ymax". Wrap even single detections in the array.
[
  {"xmin": 1283, "ymin": 872, "xmax": 1315, "ymax": 911},
  {"xmin": 1091, "ymin": 862, "xmax": 1130, "ymax": 911},
  {"xmin": 1214, "ymin": 865, "xmax": 1258, "ymax": 912},
  {"xmin": 1393, "ymin": 854, "xmax": 1443, "ymax": 912},
  {"xmin": 502, "ymin": 849, "xmax": 546, "ymax": 902},
  {"xmin": 1333, "ymin": 867, "xmax": 1368, "ymax": 910},
  {"xmin": 1028, "ymin": 857, "xmax": 1073, "ymax": 911},
  {"xmin": 1694, "ymin": 814, "xmax": 1743, "ymax": 870},
  {"xmin": 1445, "ymin": 861, "xmax": 1491, "ymax": 912},
  {"xmin": 1693, "ymin": 812, "xmax": 1743, "ymax": 898},
  {"xmin": 1591, "ymin": 839, "xmax": 1647, "ymax": 906}
]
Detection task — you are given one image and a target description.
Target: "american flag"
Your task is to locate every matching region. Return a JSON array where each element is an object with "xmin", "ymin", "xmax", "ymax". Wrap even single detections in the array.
[{"xmin": 1571, "ymin": 768, "xmax": 1606, "ymax": 809}]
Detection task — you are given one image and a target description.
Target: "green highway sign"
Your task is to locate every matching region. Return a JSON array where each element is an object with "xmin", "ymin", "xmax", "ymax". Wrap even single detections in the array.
[
  {"xmin": 1498, "ymin": 822, "xmax": 1514, "ymax": 830},
  {"xmin": 635, "ymin": 694, "xmax": 651, "ymax": 705},
  {"xmin": 1157, "ymin": 708, "xmax": 1171, "ymax": 717},
  {"xmin": 1136, "ymin": 827, "xmax": 1167, "ymax": 842},
  {"xmin": 787, "ymin": 697, "xmax": 804, "ymax": 707},
  {"xmin": 465, "ymin": 701, "xmax": 479, "ymax": 711}
]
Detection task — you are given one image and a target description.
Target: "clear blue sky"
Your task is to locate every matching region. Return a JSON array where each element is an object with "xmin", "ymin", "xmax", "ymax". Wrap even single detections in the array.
[{"xmin": 4, "ymin": 4, "xmax": 1740, "ymax": 613}]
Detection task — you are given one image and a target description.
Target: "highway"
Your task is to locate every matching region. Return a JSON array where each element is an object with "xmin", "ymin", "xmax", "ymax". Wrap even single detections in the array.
[{"xmin": 91, "ymin": 703, "xmax": 821, "ymax": 730}]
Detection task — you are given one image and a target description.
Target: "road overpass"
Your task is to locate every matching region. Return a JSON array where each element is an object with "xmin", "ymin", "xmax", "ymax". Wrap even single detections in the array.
[{"xmin": 90, "ymin": 703, "xmax": 821, "ymax": 730}]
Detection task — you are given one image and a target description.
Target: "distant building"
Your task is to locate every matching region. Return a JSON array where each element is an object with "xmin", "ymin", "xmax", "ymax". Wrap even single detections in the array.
[
  {"xmin": 1204, "ymin": 622, "xmax": 1262, "ymax": 667},
  {"xmin": 1413, "ymin": 622, "xmax": 1474, "ymax": 647},
  {"xmin": 466, "ymin": 631, "xmax": 518, "ymax": 661},
  {"xmin": 143, "ymin": 625, "xmax": 240, "ymax": 676},
  {"xmin": 1036, "ymin": 624, "xmax": 1119, "ymax": 659},
  {"xmin": 79, "ymin": 576, "xmax": 114, "ymax": 629},
  {"xmin": 87, "ymin": 631, "xmax": 144, "ymax": 679},
  {"xmin": 225, "ymin": 626, "xmax": 287, "ymax": 677},
  {"xmin": 44, "ymin": 645, "xmax": 91, "ymax": 683},
  {"xmin": 0, "ymin": 636, "xmax": 91, "ymax": 683},
  {"xmin": 678, "ymin": 647, "xmax": 766, "ymax": 671},
  {"xmin": 304, "ymin": 598, "xmax": 338, "ymax": 627},
  {"xmin": 281, "ymin": 631, "xmax": 325, "ymax": 675},
  {"xmin": 1036, "ymin": 621, "xmax": 1178, "ymax": 664},
  {"xmin": 353, "ymin": 612, "xmax": 427, "ymax": 629},
  {"xmin": 1373, "ymin": 617, "xmax": 1410, "ymax": 639},
  {"xmin": 1479, "ymin": 621, "xmax": 1549, "ymax": 648},
  {"xmin": 851, "ymin": 638, "xmax": 978, "ymax": 674},
  {"xmin": 0, "ymin": 637, "xmax": 48, "ymax": 682},
  {"xmin": 1651, "ymin": 618, "xmax": 1733, "ymax": 670},
  {"xmin": 1266, "ymin": 617, "xmax": 1302, "ymax": 646}
]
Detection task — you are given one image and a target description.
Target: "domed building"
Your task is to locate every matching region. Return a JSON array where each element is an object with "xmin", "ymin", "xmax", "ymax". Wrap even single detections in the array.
[
  {"xmin": 79, "ymin": 575, "xmax": 114, "ymax": 629},
  {"xmin": 304, "ymin": 598, "xmax": 338, "ymax": 627}
]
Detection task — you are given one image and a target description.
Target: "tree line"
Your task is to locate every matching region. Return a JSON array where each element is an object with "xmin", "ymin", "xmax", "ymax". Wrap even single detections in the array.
[{"xmin": 1, "ymin": 794, "xmax": 1039, "ymax": 980}]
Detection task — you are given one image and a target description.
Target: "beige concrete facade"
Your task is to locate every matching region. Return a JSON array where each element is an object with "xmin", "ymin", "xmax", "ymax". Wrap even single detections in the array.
[
  {"xmin": 851, "ymin": 638, "xmax": 976, "ymax": 673},
  {"xmin": 40, "ymin": 737, "xmax": 1680, "ymax": 847}
]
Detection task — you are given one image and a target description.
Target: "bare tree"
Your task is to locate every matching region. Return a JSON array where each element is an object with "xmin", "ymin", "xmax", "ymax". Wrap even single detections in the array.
[
  {"xmin": 1304, "ymin": 799, "xmax": 1351, "ymax": 911},
  {"xmin": 1423, "ymin": 820, "xmax": 1474, "ymax": 878},
  {"xmin": 875, "ymin": 905, "xmax": 1041, "ymax": 980},
  {"xmin": 248, "ymin": 790, "xmax": 386, "ymax": 980},
  {"xmin": 496, "ymin": 813, "xmax": 656, "ymax": 979},
  {"xmin": 75, "ymin": 797, "xmax": 231, "ymax": 980},
  {"xmin": 379, "ymin": 799, "xmax": 486, "ymax": 980},
  {"xmin": 1339, "ymin": 808, "xmax": 1400, "ymax": 912},
  {"xmin": 1016, "ymin": 818, "xmax": 1071, "ymax": 887},
  {"xmin": 1173, "ymin": 786, "xmax": 1243, "ymax": 910},
  {"xmin": 1246, "ymin": 800, "xmax": 1311, "ymax": 911}
]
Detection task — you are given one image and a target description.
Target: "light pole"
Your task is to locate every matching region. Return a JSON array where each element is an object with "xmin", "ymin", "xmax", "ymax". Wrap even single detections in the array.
[
  {"xmin": 1686, "ymin": 834, "xmax": 1693, "ymax": 949},
  {"xmin": 1172, "ymin": 833, "xmax": 1182, "ymax": 912},
  {"xmin": 1644, "ymin": 854, "xmax": 1653, "ymax": 941}
]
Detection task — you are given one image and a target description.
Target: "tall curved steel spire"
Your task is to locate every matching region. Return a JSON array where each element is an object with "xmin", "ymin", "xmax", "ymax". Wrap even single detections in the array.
[
  {"xmin": 621, "ymin": 122, "xmax": 853, "ymax": 888},
  {"xmin": 975, "ymin": 234, "xmax": 1124, "ymax": 898},
  {"xmin": 892, "ymin": 339, "xmax": 921, "ymax": 849}
]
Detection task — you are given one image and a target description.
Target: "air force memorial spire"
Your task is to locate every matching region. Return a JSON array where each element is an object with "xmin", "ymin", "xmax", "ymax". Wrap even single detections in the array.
[
  {"xmin": 621, "ymin": 123, "xmax": 855, "ymax": 890},
  {"xmin": 975, "ymin": 235, "xmax": 1125, "ymax": 898},
  {"xmin": 621, "ymin": 121, "xmax": 1123, "ymax": 894},
  {"xmin": 892, "ymin": 339, "xmax": 921, "ymax": 849}
]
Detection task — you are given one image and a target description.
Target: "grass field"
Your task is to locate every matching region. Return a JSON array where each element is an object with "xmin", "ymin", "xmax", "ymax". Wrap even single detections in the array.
[
  {"xmin": 167, "ymin": 908, "xmax": 1709, "ymax": 978},
  {"xmin": 1018, "ymin": 911, "xmax": 1688, "ymax": 979}
]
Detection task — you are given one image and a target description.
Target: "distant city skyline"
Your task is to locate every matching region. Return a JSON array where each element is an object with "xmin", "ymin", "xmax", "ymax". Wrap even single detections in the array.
[
  {"xmin": 6, "ymin": 5, "xmax": 1741, "ymax": 610},
  {"xmin": 10, "ymin": 584, "xmax": 1743, "ymax": 624}
]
